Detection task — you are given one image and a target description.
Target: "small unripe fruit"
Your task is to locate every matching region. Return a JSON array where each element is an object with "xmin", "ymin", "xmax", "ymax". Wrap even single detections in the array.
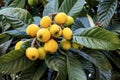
[
  {"xmin": 72, "ymin": 42, "xmax": 84, "ymax": 50},
  {"xmin": 15, "ymin": 41, "xmax": 24, "ymax": 50},
  {"xmin": 40, "ymin": 16, "xmax": 51, "ymax": 28},
  {"xmin": 37, "ymin": 28, "xmax": 51, "ymax": 42},
  {"xmin": 38, "ymin": 47, "xmax": 47, "ymax": 60},
  {"xmin": 54, "ymin": 12, "xmax": 67, "ymax": 24},
  {"xmin": 49, "ymin": 24, "xmax": 62, "ymax": 38},
  {"xmin": 72, "ymin": 42, "xmax": 79, "ymax": 50},
  {"xmin": 60, "ymin": 39, "xmax": 71, "ymax": 50},
  {"xmin": 63, "ymin": 27, "xmax": 73, "ymax": 40},
  {"xmin": 64, "ymin": 16, "xmax": 74, "ymax": 26},
  {"xmin": 26, "ymin": 24, "xmax": 40, "ymax": 37},
  {"xmin": 44, "ymin": 39, "xmax": 58, "ymax": 53},
  {"xmin": 28, "ymin": 0, "xmax": 39, "ymax": 6},
  {"xmin": 26, "ymin": 47, "xmax": 39, "ymax": 60}
]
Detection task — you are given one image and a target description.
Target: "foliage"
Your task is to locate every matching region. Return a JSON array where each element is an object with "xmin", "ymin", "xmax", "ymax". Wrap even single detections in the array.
[{"xmin": 0, "ymin": 0, "xmax": 120, "ymax": 80}]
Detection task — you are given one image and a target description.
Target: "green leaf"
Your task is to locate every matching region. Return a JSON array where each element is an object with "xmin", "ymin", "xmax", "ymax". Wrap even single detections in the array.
[
  {"xmin": 33, "ymin": 16, "xmax": 41, "ymax": 25},
  {"xmin": 0, "ymin": 33, "xmax": 9, "ymax": 39},
  {"xmin": 80, "ymin": 58, "xmax": 95, "ymax": 79},
  {"xmin": 45, "ymin": 54, "xmax": 67, "ymax": 80},
  {"xmin": 32, "ymin": 63, "xmax": 47, "ymax": 80},
  {"xmin": 0, "ymin": 15, "xmax": 11, "ymax": 32},
  {"xmin": 43, "ymin": 0, "xmax": 58, "ymax": 16},
  {"xmin": 9, "ymin": 0, "xmax": 25, "ymax": 8},
  {"xmin": 3, "ymin": 30, "xmax": 28, "ymax": 38},
  {"xmin": 112, "ymin": 70, "xmax": 120, "ymax": 80},
  {"xmin": 0, "ymin": 39, "xmax": 12, "ymax": 55},
  {"xmin": 0, "ymin": 8, "xmax": 34, "ymax": 24},
  {"xmin": 85, "ymin": 50, "xmax": 112, "ymax": 71},
  {"xmin": 19, "ymin": 62, "xmax": 47, "ymax": 80},
  {"xmin": 85, "ymin": 0, "xmax": 99, "ymax": 7},
  {"xmin": 0, "ymin": 49, "xmax": 24, "ymax": 64},
  {"xmin": 106, "ymin": 24, "xmax": 120, "ymax": 34},
  {"xmin": 66, "ymin": 52, "xmax": 87, "ymax": 80},
  {"xmin": 103, "ymin": 51, "xmax": 120, "ymax": 68},
  {"xmin": 0, "ymin": 15, "xmax": 27, "ymax": 31},
  {"xmin": 59, "ymin": 0, "xmax": 85, "ymax": 18},
  {"xmin": 0, "ymin": 50, "xmax": 34, "ymax": 74},
  {"xmin": 0, "ymin": 36, "xmax": 10, "ymax": 45},
  {"xmin": 97, "ymin": 0, "xmax": 117, "ymax": 27},
  {"xmin": 70, "ymin": 49, "xmax": 112, "ymax": 80},
  {"xmin": 71, "ymin": 16, "xmax": 93, "ymax": 31},
  {"xmin": 72, "ymin": 27, "xmax": 120, "ymax": 50}
]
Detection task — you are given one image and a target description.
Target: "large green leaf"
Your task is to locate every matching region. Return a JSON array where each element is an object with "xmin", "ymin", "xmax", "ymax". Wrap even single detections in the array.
[
  {"xmin": 66, "ymin": 52, "xmax": 87, "ymax": 80},
  {"xmin": 103, "ymin": 51, "xmax": 120, "ymax": 68},
  {"xmin": 0, "ymin": 15, "xmax": 10, "ymax": 32},
  {"xmin": 70, "ymin": 49, "xmax": 112, "ymax": 80},
  {"xmin": 45, "ymin": 54, "xmax": 67, "ymax": 80},
  {"xmin": 9, "ymin": 0, "xmax": 25, "ymax": 8},
  {"xmin": 0, "ymin": 15, "xmax": 27, "ymax": 32},
  {"xmin": 0, "ymin": 8, "xmax": 34, "ymax": 24},
  {"xmin": 59, "ymin": 0, "xmax": 85, "ymax": 18},
  {"xmin": 0, "ymin": 49, "xmax": 24, "ymax": 64},
  {"xmin": 71, "ymin": 15, "xmax": 94, "ymax": 31},
  {"xmin": 18, "ymin": 62, "xmax": 47, "ymax": 80},
  {"xmin": 97, "ymin": 0, "xmax": 117, "ymax": 27},
  {"xmin": 43, "ymin": 0, "xmax": 58, "ymax": 16},
  {"xmin": 72, "ymin": 27, "xmax": 120, "ymax": 50},
  {"xmin": 0, "ymin": 49, "xmax": 34, "ymax": 74},
  {"xmin": 80, "ymin": 58, "xmax": 95, "ymax": 79}
]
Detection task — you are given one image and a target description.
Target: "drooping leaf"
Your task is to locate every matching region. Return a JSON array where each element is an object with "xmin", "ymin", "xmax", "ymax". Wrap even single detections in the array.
[
  {"xmin": 71, "ymin": 16, "xmax": 93, "ymax": 31},
  {"xmin": 72, "ymin": 27, "xmax": 120, "ymax": 50},
  {"xmin": 0, "ymin": 49, "xmax": 35, "ymax": 74},
  {"xmin": 0, "ymin": 39, "xmax": 12, "ymax": 55},
  {"xmin": 45, "ymin": 54, "xmax": 67, "ymax": 80},
  {"xmin": 66, "ymin": 52, "xmax": 87, "ymax": 80},
  {"xmin": 0, "ymin": 15, "xmax": 27, "ymax": 32},
  {"xmin": 70, "ymin": 49, "xmax": 112, "ymax": 80},
  {"xmin": 43, "ymin": 0, "xmax": 58, "ymax": 16},
  {"xmin": 0, "ymin": 49, "xmax": 25, "ymax": 64},
  {"xmin": 18, "ymin": 62, "xmax": 47, "ymax": 80},
  {"xmin": 103, "ymin": 51, "xmax": 120, "ymax": 69},
  {"xmin": 0, "ymin": 15, "xmax": 11, "ymax": 32},
  {"xmin": 32, "ymin": 63, "xmax": 47, "ymax": 80},
  {"xmin": 80, "ymin": 58, "xmax": 95, "ymax": 79},
  {"xmin": 9, "ymin": 0, "xmax": 25, "ymax": 8},
  {"xmin": 59, "ymin": 0, "xmax": 85, "ymax": 18},
  {"xmin": 0, "ymin": 8, "xmax": 34, "ymax": 24},
  {"xmin": 97, "ymin": 0, "xmax": 117, "ymax": 27},
  {"xmin": 3, "ymin": 30, "xmax": 28, "ymax": 38},
  {"xmin": 106, "ymin": 24, "xmax": 120, "ymax": 34}
]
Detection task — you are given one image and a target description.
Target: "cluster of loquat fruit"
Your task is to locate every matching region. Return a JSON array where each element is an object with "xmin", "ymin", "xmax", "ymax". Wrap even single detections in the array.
[{"xmin": 14, "ymin": 12, "xmax": 83, "ymax": 61}]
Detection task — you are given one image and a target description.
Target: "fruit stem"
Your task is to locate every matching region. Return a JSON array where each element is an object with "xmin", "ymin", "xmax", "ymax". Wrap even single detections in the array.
[
  {"xmin": 31, "ymin": 37, "xmax": 36, "ymax": 47},
  {"xmin": 36, "ymin": 40, "xmax": 41, "ymax": 47},
  {"xmin": 48, "ymin": 13, "xmax": 57, "ymax": 17}
]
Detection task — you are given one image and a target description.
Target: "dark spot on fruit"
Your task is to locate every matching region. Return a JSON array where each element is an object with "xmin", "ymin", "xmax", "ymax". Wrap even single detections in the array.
[
  {"xmin": 32, "ymin": 56, "xmax": 35, "ymax": 59},
  {"xmin": 39, "ymin": 35, "xmax": 42, "ymax": 39},
  {"xmin": 54, "ymin": 31, "xmax": 59, "ymax": 35}
]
